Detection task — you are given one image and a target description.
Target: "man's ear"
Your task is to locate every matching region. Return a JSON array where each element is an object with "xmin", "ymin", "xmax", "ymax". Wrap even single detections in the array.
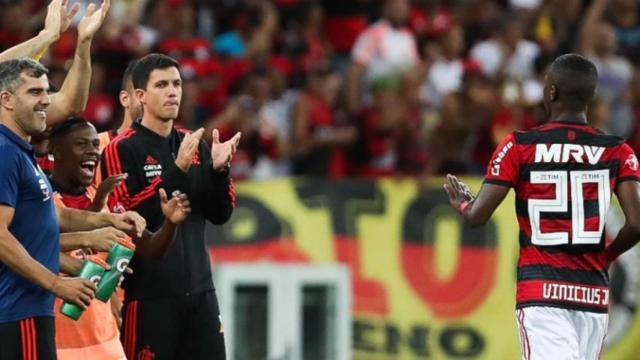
[
  {"xmin": 549, "ymin": 84, "xmax": 558, "ymax": 102},
  {"xmin": 135, "ymin": 88, "xmax": 145, "ymax": 105},
  {"xmin": 0, "ymin": 90, "xmax": 14, "ymax": 111},
  {"xmin": 118, "ymin": 90, "xmax": 129, "ymax": 108}
]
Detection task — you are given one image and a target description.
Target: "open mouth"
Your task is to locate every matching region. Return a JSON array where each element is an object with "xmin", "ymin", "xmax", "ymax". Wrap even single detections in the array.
[{"xmin": 79, "ymin": 160, "xmax": 97, "ymax": 178}]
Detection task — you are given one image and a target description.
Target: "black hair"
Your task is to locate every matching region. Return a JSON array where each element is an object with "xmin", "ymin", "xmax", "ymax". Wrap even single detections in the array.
[
  {"xmin": 548, "ymin": 54, "xmax": 598, "ymax": 111},
  {"xmin": 121, "ymin": 59, "xmax": 138, "ymax": 90},
  {"xmin": 131, "ymin": 53, "xmax": 180, "ymax": 90},
  {"xmin": 48, "ymin": 117, "xmax": 93, "ymax": 146}
]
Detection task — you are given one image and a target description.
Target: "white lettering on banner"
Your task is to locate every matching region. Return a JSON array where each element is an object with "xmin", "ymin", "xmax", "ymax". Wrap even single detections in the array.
[
  {"xmin": 542, "ymin": 283, "xmax": 609, "ymax": 306},
  {"xmin": 491, "ymin": 141, "xmax": 513, "ymax": 176},
  {"xmin": 534, "ymin": 144, "xmax": 605, "ymax": 164}
]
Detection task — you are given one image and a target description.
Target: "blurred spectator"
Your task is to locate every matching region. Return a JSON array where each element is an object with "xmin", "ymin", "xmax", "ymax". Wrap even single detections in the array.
[
  {"xmin": 578, "ymin": 0, "xmax": 634, "ymax": 137},
  {"xmin": 347, "ymin": 0, "xmax": 418, "ymax": 113},
  {"xmin": 293, "ymin": 67, "xmax": 356, "ymax": 177},
  {"xmin": 605, "ymin": 0, "xmax": 640, "ymax": 64},
  {"xmin": 422, "ymin": 24, "xmax": 465, "ymax": 108},
  {"xmin": 469, "ymin": 14, "xmax": 540, "ymax": 81},
  {"xmin": 83, "ymin": 61, "xmax": 116, "ymax": 131},
  {"xmin": 354, "ymin": 73, "xmax": 429, "ymax": 176},
  {"xmin": 207, "ymin": 68, "xmax": 283, "ymax": 180},
  {"xmin": 428, "ymin": 60, "xmax": 498, "ymax": 174}
]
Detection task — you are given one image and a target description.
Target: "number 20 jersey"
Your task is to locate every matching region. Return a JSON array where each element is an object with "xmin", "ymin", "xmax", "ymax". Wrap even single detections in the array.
[{"xmin": 485, "ymin": 122, "xmax": 640, "ymax": 313}]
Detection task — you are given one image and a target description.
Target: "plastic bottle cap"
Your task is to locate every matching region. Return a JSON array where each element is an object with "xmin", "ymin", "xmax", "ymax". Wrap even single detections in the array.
[
  {"xmin": 87, "ymin": 256, "xmax": 109, "ymax": 269},
  {"xmin": 117, "ymin": 237, "xmax": 136, "ymax": 250}
]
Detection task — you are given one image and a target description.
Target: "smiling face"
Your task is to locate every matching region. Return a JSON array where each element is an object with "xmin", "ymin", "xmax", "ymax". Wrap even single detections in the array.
[
  {"xmin": 0, "ymin": 71, "xmax": 51, "ymax": 138},
  {"xmin": 136, "ymin": 67, "xmax": 182, "ymax": 122},
  {"xmin": 52, "ymin": 123, "xmax": 100, "ymax": 188}
]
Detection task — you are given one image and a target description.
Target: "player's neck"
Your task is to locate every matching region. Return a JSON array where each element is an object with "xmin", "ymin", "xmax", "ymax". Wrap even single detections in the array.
[
  {"xmin": 550, "ymin": 112, "xmax": 588, "ymax": 125},
  {"xmin": 117, "ymin": 114, "xmax": 134, "ymax": 134},
  {"xmin": 141, "ymin": 115, "xmax": 173, "ymax": 137},
  {"xmin": 49, "ymin": 172, "xmax": 85, "ymax": 196}
]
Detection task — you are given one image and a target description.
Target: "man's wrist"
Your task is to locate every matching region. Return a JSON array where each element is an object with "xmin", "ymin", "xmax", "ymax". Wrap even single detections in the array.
[
  {"xmin": 38, "ymin": 29, "xmax": 59, "ymax": 42},
  {"xmin": 214, "ymin": 162, "xmax": 231, "ymax": 174},
  {"xmin": 457, "ymin": 201, "xmax": 470, "ymax": 215},
  {"xmin": 175, "ymin": 160, "xmax": 189, "ymax": 173}
]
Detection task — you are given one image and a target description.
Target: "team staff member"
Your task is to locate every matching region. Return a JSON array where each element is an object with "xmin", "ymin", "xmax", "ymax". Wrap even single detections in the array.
[
  {"xmin": 48, "ymin": 118, "xmax": 192, "ymax": 359},
  {"xmin": 0, "ymin": 58, "xmax": 145, "ymax": 360},
  {"xmin": 102, "ymin": 54, "xmax": 240, "ymax": 359}
]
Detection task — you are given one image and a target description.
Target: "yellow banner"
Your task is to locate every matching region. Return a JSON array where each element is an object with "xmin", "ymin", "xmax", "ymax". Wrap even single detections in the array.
[{"xmin": 206, "ymin": 177, "xmax": 640, "ymax": 359}]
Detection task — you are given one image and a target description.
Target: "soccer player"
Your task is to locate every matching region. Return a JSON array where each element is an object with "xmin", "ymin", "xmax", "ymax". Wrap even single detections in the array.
[
  {"xmin": 48, "ymin": 117, "xmax": 192, "ymax": 359},
  {"xmin": 0, "ymin": 58, "xmax": 144, "ymax": 360},
  {"xmin": 444, "ymin": 54, "xmax": 640, "ymax": 360},
  {"xmin": 101, "ymin": 54, "xmax": 240, "ymax": 359}
]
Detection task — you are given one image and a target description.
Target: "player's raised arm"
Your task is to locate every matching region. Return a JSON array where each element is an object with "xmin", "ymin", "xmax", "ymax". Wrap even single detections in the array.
[
  {"xmin": 445, "ymin": 131, "xmax": 518, "ymax": 226},
  {"xmin": 0, "ymin": 0, "xmax": 80, "ymax": 62},
  {"xmin": 444, "ymin": 175, "xmax": 510, "ymax": 227},
  {"xmin": 47, "ymin": 0, "xmax": 111, "ymax": 126}
]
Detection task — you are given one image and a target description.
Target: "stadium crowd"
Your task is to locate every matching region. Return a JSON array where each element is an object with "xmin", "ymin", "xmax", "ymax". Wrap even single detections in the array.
[{"xmin": 4, "ymin": 0, "xmax": 640, "ymax": 181}]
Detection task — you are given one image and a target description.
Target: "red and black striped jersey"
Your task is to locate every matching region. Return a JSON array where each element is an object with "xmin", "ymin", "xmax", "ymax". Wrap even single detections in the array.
[{"xmin": 485, "ymin": 122, "xmax": 640, "ymax": 313}]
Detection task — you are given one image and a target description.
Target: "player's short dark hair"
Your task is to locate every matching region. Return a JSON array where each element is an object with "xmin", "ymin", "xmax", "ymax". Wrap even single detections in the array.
[
  {"xmin": 131, "ymin": 53, "xmax": 180, "ymax": 90},
  {"xmin": 48, "ymin": 117, "xmax": 93, "ymax": 146},
  {"xmin": 121, "ymin": 59, "xmax": 138, "ymax": 90},
  {"xmin": 0, "ymin": 58, "xmax": 48, "ymax": 92},
  {"xmin": 549, "ymin": 54, "xmax": 598, "ymax": 111}
]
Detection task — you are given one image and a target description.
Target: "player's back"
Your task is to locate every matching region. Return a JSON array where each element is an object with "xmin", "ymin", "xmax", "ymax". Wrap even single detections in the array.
[{"xmin": 485, "ymin": 121, "xmax": 640, "ymax": 312}]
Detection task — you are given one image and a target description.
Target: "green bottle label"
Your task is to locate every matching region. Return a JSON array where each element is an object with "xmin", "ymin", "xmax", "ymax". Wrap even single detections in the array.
[
  {"xmin": 60, "ymin": 258, "xmax": 106, "ymax": 321},
  {"xmin": 95, "ymin": 243, "xmax": 134, "ymax": 302}
]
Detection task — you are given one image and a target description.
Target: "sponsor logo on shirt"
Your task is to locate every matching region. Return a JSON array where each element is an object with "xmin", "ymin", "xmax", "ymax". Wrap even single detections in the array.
[
  {"xmin": 144, "ymin": 155, "xmax": 162, "ymax": 181},
  {"xmin": 534, "ymin": 144, "xmax": 604, "ymax": 164},
  {"xmin": 491, "ymin": 141, "xmax": 513, "ymax": 176},
  {"xmin": 33, "ymin": 165, "xmax": 50, "ymax": 201},
  {"xmin": 625, "ymin": 154, "xmax": 639, "ymax": 171}
]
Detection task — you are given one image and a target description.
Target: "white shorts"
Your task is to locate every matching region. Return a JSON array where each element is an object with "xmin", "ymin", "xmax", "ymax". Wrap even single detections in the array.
[{"xmin": 516, "ymin": 307, "xmax": 608, "ymax": 360}]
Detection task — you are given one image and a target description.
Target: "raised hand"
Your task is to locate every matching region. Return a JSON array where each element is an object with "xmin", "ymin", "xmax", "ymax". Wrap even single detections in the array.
[
  {"xmin": 77, "ymin": 0, "xmax": 111, "ymax": 41},
  {"xmin": 44, "ymin": 0, "xmax": 81, "ymax": 38},
  {"xmin": 89, "ymin": 173, "xmax": 127, "ymax": 212},
  {"xmin": 111, "ymin": 211, "xmax": 146, "ymax": 238},
  {"xmin": 50, "ymin": 276, "xmax": 96, "ymax": 310},
  {"xmin": 210, "ymin": 129, "xmax": 241, "ymax": 171},
  {"xmin": 443, "ymin": 174, "xmax": 475, "ymax": 211},
  {"xmin": 159, "ymin": 188, "xmax": 191, "ymax": 225},
  {"xmin": 175, "ymin": 128, "xmax": 205, "ymax": 173},
  {"xmin": 86, "ymin": 226, "xmax": 128, "ymax": 252}
]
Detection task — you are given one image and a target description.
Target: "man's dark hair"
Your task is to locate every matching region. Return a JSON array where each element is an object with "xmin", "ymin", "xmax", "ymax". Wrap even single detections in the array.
[
  {"xmin": 549, "ymin": 54, "xmax": 598, "ymax": 111},
  {"xmin": 121, "ymin": 59, "xmax": 138, "ymax": 90},
  {"xmin": 48, "ymin": 117, "xmax": 92, "ymax": 147},
  {"xmin": 131, "ymin": 54, "xmax": 180, "ymax": 90},
  {"xmin": 0, "ymin": 58, "xmax": 48, "ymax": 92}
]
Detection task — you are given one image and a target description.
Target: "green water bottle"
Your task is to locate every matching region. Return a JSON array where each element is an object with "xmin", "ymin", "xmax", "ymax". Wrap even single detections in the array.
[
  {"xmin": 60, "ymin": 256, "xmax": 108, "ymax": 320},
  {"xmin": 95, "ymin": 237, "xmax": 135, "ymax": 302}
]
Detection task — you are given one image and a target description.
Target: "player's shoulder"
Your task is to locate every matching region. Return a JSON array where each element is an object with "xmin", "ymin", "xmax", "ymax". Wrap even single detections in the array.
[
  {"xmin": 512, "ymin": 123, "xmax": 624, "ymax": 147},
  {"xmin": 101, "ymin": 129, "xmax": 140, "ymax": 160},
  {"xmin": 106, "ymin": 128, "xmax": 138, "ymax": 150}
]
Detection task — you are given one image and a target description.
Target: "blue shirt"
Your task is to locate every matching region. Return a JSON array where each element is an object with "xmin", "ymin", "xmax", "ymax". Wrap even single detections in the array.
[{"xmin": 0, "ymin": 125, "xmax": 59, "ymax": 322}]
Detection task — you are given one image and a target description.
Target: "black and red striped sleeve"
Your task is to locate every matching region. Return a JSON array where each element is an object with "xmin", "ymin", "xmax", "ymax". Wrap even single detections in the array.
[
  {"xmin": 200, "ymin": 140, "xmax": 235, "ymax": 225},
  {"xmin": 100, "ymin": 135, "xmax": 160, "ymax": 222},
  {"xmin": 484, "ymin": 132, "xmax": 519, "ymax": 188},
  {"xmin": 616, "ymin": 143, "xmax": 640, "ymax": 186}
]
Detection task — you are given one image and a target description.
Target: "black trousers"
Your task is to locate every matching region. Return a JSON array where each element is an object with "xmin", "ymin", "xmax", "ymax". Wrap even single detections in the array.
[
  {"xmin": 0, "ymin": 316, "xmax": 56, "ymax": 360},
  {"xmin": 121, "ymin": 290, "xmax": 226, "ymax": 359}
]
